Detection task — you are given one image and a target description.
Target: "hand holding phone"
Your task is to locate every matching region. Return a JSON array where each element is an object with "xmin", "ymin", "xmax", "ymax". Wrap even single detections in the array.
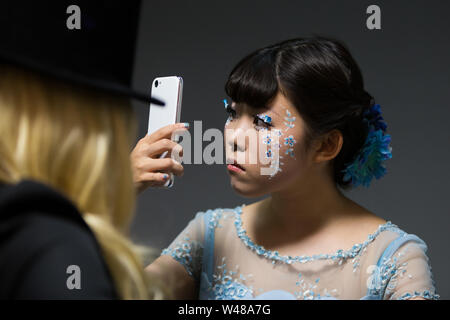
[{"xmin": 131, "ymin": 123, "xmax": 187, "ymax": 193}]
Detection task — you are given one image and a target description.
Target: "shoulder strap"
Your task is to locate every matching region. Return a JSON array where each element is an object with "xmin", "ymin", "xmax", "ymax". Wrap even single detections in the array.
[
  {"xmin": 366, "ymin": 232, "xmax": 427, "ymax": 298},
  {"xmin": 201, "ymin": 209, "xmax": 216, "ymax": 285},
  {"xmin": 376, "ymin": 233, "xmax": 427, "ymax": 268}
]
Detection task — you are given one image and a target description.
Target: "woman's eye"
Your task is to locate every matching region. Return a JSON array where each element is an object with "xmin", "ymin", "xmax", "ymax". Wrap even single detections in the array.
[
  {"xmin": 253, "ymin": 115, "xmax": 273, "ymax": 128},
  {"xmin": 225, "ymin": 106, "xmax": 237, "ymax": 118},
  {"xmin": 223, "ymin": 99, "xmax": 237, "ymax": 120}
]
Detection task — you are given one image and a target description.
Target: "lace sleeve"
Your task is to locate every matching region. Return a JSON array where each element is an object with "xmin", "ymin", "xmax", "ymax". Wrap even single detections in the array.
[
  {"xmin": 380, "ymin": 239, "xmax": 440, "ymax": 300},
  {"xmin": 160, "ymin": 211, "xmax": 206, "ymax": 282}
]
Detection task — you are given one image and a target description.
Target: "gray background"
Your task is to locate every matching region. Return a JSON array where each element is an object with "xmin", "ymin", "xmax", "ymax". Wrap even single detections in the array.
[{"xmin": 130, "ymin": 0, "xmax": 450, "ymax": 298}]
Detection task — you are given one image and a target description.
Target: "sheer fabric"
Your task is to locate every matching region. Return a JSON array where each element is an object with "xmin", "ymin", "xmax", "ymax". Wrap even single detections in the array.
[{"xmin": 161, "ymin": 204, "xmax": 439, "ymax": 300}]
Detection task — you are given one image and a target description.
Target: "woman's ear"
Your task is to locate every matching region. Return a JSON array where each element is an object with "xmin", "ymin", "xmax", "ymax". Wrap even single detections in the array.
[{"xmin": 312, "ymin": 129, "xmax": 343, "ymax": 164}]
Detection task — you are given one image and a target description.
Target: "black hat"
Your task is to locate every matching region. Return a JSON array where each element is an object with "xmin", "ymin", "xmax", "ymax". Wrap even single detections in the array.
[{"xmin": 0, "ymin": 0, "xmax": 164, "ymax": 106}]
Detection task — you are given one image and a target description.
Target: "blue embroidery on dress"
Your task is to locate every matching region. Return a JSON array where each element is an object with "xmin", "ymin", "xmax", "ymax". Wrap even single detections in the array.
[
  {"xmin": 164, "ymin": 205, "xmax": 439, "ymax": 300},
  {"xmin": 232, "ymin": 204, "xmax": 398, "ymax": 268},
  {"xmin": 294, "ymin": 273, "xmax": 339, "ymax": 300},
  {"xmin": 365, "ymin": 239, "xmax": 440, "ymax": 300},
  {"xmin": 208, "ymin": 208, "xmax": 225, "ymax": 230},
  {"xmin": 204, "ymin": 257, "xmax": 342, "ymax": 300},
  {"xmin": 208, "ymin": 257, "xmax": 254, "ymax": 300},
  {"xmin": 379, "ymin": 247, "xmax": 409, "ymax": 297},
  {"xmin": 395, "ymin": 290, "xmax": 440, "ymax": 300},
  {"xmin": 379, "ymin": 247, "xmax": 439, "ymax": 300},
  {"xmin": 161, "ymin": 236, "xmax": 203, "ymax": 279}
]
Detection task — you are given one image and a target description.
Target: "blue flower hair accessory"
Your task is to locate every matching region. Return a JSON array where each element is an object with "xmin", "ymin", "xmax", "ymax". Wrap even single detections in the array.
[{"xmin": 341, "ymin": 103, "xmax": 393, "ymax": 188}]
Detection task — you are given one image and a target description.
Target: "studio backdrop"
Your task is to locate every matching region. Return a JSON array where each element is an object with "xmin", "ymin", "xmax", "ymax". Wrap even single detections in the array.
[{"xmin": 129, "ymin": 0, "xmax": 450, "ymax": 299}]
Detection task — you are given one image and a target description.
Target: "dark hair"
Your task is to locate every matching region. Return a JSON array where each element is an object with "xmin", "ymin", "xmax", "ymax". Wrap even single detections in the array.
[{"xmin": 225, "ymin": 36, "xmax": 375, "ymax": 190}]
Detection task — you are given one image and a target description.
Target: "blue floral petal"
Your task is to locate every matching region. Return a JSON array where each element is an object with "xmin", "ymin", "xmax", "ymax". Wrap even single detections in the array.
[{"xmin": 341, "ymin": 104, "xmax": 393, "ymax": 188}]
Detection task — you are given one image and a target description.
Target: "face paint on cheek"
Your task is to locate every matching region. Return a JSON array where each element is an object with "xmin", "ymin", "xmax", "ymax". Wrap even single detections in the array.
[
  {"xmin": 284, "ymin": 109, "xmax": 296, "ymax": 131},
  {"xmin": 260, "ymin": 107, "xmax": 298, "ymax": 179},
  {"xmin": 262, "ymin": 128, "xmax": 283, "ymax": 179},
  {"xmin": 263, "ymin": 107, "xmax": 299, "ymax": 179},
  {"xmin": 284, "ymin": 135, "xmax": 296, "ymax": 158},
  {"xmin": 268, "ymin": 156, "xmax": 283, "ymax": 179},
  {"xmin": 261, "ymin": 128, "xmax": 274, "ymax": 161},
  {"xmin": 263, "ymin": 132, "xmax": 272, "ymax": 145},
  {"xmin": 282, "ymin": 107, "xmax": 298, "ymax": 159}
]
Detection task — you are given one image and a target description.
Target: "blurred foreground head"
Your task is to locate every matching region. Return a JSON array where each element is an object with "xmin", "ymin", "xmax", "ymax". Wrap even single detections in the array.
[{"xmin": 0, "ymin": 0, "xmax": 166, "ymax": 299}]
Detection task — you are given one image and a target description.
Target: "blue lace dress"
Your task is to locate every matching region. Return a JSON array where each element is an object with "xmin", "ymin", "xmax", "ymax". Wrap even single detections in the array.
[{"xmin": 160, "ymin": 204, "xmax": 439, "ymax": 300}]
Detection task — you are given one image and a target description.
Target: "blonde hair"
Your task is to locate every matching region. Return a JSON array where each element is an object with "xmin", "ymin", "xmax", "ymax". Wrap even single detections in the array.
[{"xmin": 0, "ymin": 64, "xmax": 166, "ymax": 299}]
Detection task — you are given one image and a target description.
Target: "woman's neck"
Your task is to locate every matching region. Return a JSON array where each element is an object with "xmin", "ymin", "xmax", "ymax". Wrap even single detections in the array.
[{"xmin": 264, "ymin": 173, "xmax": 355, "ymax": 235}]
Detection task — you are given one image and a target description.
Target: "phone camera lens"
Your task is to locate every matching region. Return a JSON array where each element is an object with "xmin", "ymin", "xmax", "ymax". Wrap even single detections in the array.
[{"xmin": 155, "ymin": 81, "xmax": 158, "ymax": 88}]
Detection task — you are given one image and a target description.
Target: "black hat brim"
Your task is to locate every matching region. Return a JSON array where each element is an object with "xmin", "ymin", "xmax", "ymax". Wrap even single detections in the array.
[{"xmin": 0, "ymin": 50, "xmax": 165, "ymax": 106}]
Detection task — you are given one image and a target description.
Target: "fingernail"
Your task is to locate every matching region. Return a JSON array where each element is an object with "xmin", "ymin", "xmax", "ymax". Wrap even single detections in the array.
[
  {"xmin": 163, "ymin": 174, "xmax": 168, "ymax": 180},
  {"xmin": 180, "ymin": 122, "xmax": 189, "ymax": 128}
]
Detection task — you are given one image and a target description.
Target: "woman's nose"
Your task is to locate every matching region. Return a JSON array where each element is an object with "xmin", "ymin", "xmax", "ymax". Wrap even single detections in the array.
[
  {"xmin": 227, "ymin": 127, "xmax": 246, "ymax": 153},
  {"xmin": 226, "ymin": 117, "xmax": 252, "ymax": 154}
]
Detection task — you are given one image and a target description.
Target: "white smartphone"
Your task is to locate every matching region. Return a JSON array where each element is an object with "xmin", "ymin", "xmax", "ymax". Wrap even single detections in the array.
[{"xmin": 148, "ymin": 76, "xmax": 183, "ymax": 188}]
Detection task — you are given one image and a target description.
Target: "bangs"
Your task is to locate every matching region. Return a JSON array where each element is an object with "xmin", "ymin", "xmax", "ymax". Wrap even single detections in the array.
[{"xmin": 225, "ymin": 48, "xmax": 279, "ymax": 110}]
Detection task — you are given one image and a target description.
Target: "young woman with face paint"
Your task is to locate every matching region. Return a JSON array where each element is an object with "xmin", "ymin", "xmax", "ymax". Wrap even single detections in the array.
[{"xmin": 141, "ymin": 37, "xmax": 439, "ymax": 300}]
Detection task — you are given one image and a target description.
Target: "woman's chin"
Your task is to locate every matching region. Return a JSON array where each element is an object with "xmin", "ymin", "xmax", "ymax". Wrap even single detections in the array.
[{"xmin": 229, "ymin": 179, "xmax": 267, "ymax": 198}]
